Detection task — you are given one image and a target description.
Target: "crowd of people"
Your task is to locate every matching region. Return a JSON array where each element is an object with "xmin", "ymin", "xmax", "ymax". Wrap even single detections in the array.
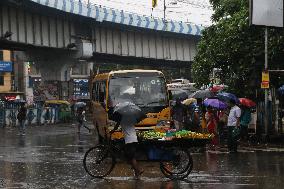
[{"xmin": 172, "ymin": 97, "xmax": 253, "ymax": 153}]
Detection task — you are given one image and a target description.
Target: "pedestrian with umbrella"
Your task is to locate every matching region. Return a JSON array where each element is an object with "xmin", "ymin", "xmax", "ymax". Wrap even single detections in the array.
[
  {"xmin": 239, "ymin": 98, "xmax": 256, "ymax": 142},
  {"xmin": 182, "ymin": 98, "xmax": 197, "ymax": 131},
  {"xmin": 204, "ymin": 99, "xmax": 227, "ymax": 149},
  {"xmin": 110, "ymin": 101, "xmax": 145, "ymax": 179},
  {"xmin": 204, "ymin": 98, "xmax": 228, "ymax": 145},
  {"xmin": 227, "ymin": 99, "xmax": 241, "ymax": 153},
  {"xmin": 205, "ymin": 105, "xmax": 218, "ymax": 149},
  {"xmin": 76, "ymin": 104, "xmax": 91, "ymax": 133}
]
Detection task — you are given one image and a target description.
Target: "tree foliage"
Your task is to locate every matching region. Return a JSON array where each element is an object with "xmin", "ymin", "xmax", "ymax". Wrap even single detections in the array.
[{"xmin": 192, "ymin": 0, "xmax": 284, "ymax": 97}]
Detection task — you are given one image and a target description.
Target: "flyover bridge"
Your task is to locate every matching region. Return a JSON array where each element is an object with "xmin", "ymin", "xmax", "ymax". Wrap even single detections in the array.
[{"xmin": 0, "ymin": 0, "xmax": 203, "ymax": 100}]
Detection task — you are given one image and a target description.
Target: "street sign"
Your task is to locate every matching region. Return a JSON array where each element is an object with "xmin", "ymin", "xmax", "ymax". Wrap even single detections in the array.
[
  {"xmin": 152, "ymin": 0, "xmax": 158, "ymax": 8},
  {"xmin": 261, "ymin": 81, "xmax": 269, "ymax": 89},
  {"xmin": 250, "ymin": 0, "xmax": 284, "ymax": 27},
  {"xmin": 262, "ymin": 71, "xmax": 269, "ymax": 82},
  {"xmin": 0, "ymin": 61, "xmax": 13, "ymax": 72}
]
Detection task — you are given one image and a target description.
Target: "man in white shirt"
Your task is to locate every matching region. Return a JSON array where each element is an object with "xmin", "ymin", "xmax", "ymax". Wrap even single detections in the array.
[
  {"xmin": 110, "ymin": 104, "xmax": 144, "ymax": 179},
  {"xmin": 227, "ymin": 99, "xmax": 241, "ymax": 153}
]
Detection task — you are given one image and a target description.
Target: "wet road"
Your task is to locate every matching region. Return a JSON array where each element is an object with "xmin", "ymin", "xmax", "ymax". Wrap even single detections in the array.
[{"xmin": 0, "ymin": 124, "xmax": 284, "ymax": 189}]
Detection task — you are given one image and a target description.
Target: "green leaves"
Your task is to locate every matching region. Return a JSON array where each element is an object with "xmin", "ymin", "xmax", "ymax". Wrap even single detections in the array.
[
  {"xmin": 193, "ymin": 0, "xmax": 284, "ymax": 96},
  {"xmin": 193, "ymin": 0, "xmax": 282, "ymax": 97}
]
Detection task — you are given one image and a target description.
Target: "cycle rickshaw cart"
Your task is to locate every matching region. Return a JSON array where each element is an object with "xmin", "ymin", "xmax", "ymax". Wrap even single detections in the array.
[{"xmin": 83, "ymin": 128, "xmax": 212, "ymax": 180}]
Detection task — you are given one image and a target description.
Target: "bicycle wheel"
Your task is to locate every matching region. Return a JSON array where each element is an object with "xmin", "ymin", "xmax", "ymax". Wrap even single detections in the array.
[
  {"xmin": 160, "ymin": 148, "xmax": 193, "ymax": 180},
  {"xmin": 161, "ymin": 165, "xmax": 193, "ymax": 180},
  {"xmin": 83, "ymin": 145, "xmax": 115, "ymax": 178}
]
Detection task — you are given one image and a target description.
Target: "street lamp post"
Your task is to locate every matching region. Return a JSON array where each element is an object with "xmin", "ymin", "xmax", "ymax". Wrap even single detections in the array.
[
  {"xmin": 264, "ymin": 27, "xmax": 268, "ymax": 135},
  {"xmin": 163, "ymin": 0, "xmax": 166, "ymax": 20}
]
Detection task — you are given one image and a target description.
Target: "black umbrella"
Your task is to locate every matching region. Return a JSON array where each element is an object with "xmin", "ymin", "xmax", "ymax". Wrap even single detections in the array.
[
  {"xmin": 189, "ymin": 89, "xmax": 215, "ymax": 99},
  {"xmin": 113, "ymin": 102, "xmax": 146, "ymax": 124},
  {"xmin": 170, "ymin": 89, "xmax": 188, "ymax": 101}
]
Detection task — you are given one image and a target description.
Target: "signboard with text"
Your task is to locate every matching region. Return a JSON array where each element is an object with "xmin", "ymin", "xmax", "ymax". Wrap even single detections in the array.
[
  {"xmin": 262, "ymin": 71, "xmax": 270, "ymax": 82},
  {"xmin": 250, "ymin": 0, "xmax": 284, "ymax": 27},
  {"xmin": 261, "ymin": 81, "xmax": 269, "ymax": 89},
  {"xmin": 0, "ymin": 61, "xmax": 13, "ymax": 72},
  {"xmin": 73, "ymin": 79, "xmax": 89, "ymax": 99}
]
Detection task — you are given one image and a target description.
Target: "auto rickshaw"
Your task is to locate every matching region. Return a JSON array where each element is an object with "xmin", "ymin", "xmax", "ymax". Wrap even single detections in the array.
[{"xmin": 45, "ymin": 100, "xmax": 71, "ymax": 123}]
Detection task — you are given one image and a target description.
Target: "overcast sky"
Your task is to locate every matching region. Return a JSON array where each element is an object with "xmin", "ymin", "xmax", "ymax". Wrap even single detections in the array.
[{"xmin": 78, "ymin": 0, "xmax": 213, "ymax": 26}]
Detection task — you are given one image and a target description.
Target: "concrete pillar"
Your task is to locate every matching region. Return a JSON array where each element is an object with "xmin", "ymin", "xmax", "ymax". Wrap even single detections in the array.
[
  {"xmin": 18, "ymin": 49, "xmax": 94, "ymax": 101},
  {"xmin": 13, "ymin": 51, "xmax": 27, "ymax": 93}
]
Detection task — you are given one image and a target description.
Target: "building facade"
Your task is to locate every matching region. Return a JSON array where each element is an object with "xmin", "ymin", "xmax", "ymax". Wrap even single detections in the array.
[{"xmin": 0, "ymin": 50, "xmax": 12, "ymax": 93}]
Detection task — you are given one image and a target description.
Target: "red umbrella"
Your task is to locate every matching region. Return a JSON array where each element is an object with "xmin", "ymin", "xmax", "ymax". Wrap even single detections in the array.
[
  {"xmin": 239, "ymin": 98, "xmax": 256, "ymax": 108},
  {"xmin": 209, "ymin": 85, "xmax": 224, "ymax": 93}
]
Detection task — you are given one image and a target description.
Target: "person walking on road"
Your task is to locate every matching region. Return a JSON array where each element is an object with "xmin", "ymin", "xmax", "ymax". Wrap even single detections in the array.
[
  {"xmin": 227, "ymin": 99, "xmax": 241, "ymax": 153},
  {"xmin": 110, "ymin": 113, "xmax": 144, "ymax": 179},
  {"xmin": 76, "ymin": 107, "xmax": 91, "ymax": 133},
  {"xmin": 17, "ymin": 104, "xmax": 27, "ymax": 135},
  {"xmin": 44, "ymin": 107, "xmax": 51, "ymax": 124},
  {"xmin": 110, "ymin": 102, "xmax": 145, "ymax": 179}
]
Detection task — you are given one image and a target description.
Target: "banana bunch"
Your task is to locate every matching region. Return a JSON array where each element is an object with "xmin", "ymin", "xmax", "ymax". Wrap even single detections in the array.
[
  {"xmin": 138, "ymin": 131, "xmax": 166, "ymax": 140},
  {"xmin": 138, "ymin": 130, "xmax": 214, "ymax": 140},
  {"xmin": 174, "ymin": 130, "xmax": 214, "ymax": 139}
]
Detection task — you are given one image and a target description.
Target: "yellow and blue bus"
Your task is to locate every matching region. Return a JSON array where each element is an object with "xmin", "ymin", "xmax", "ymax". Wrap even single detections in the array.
[{"xmin": 90, "ymin": 69, "xmax": 171, "ymax": 141}]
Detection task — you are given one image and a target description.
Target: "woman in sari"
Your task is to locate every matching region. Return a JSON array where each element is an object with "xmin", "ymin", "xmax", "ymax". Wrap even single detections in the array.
[{"xmin": 205, "ymin": 106, "xmax": 218, "ymax": 148}]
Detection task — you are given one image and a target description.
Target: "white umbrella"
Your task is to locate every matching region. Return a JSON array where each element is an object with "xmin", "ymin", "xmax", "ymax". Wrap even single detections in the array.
[{"xmin": 74, "ymin": 102, "xmax": 86, "ymax": 108}]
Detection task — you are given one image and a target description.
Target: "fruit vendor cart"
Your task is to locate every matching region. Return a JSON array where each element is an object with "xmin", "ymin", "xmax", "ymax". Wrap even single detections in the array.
[{"xmin": 83, "ymin": 127, "xmax": 213, "ymax": 180}]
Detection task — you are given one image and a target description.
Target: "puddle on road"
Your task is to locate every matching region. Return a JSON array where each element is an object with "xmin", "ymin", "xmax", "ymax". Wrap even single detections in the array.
[
  {"xmin": 1, "ymin": 126, "xmax": 284, "ymax": 189},
  {"xmin": 105, "ymin": 176, "xmax": 168, "ymax": 182}
]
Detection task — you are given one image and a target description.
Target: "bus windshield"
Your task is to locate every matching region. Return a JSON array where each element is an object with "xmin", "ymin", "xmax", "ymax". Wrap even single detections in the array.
[{"xmin": 108, "ymin": 75, "xmax": 168, "ymax": 107}]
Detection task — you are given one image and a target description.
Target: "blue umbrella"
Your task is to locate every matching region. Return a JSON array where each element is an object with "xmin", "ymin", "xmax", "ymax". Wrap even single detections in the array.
[
  {"xmin": 217, "ymin": 92, "xmax": 239, "ymax": 104},
  {"xmin": 278, "ymin": 85, "xmax": 284, "ymax": 95},
  {"xmin": 204, "ymin": 98, "xmax": 227, "ymax": 110}
]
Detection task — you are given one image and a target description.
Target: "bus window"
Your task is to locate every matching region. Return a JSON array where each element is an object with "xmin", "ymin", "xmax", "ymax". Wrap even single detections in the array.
[
  {"xmin": 99, "ymin": 81, "xmax": 106, "ymax": 104},
  {"xmin": 108, "ymin": 75, "xmax": 168, "ymax": 107},
  {"xmin": 92, "ymin": 81, "xmax": 106, "ymax": 103}
]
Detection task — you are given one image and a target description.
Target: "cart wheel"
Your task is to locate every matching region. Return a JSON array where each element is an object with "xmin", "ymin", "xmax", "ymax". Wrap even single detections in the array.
[
  {"xmin": 161, "ymin": 166, "xmax": 193, "ymax": 180},
  {"xmin": 83, "ymin": 145, "xmax": 115, "ymax": 178},
  {"xmin": 160, "ymin": 148, "xmax": 193, "ymax": 180}
]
